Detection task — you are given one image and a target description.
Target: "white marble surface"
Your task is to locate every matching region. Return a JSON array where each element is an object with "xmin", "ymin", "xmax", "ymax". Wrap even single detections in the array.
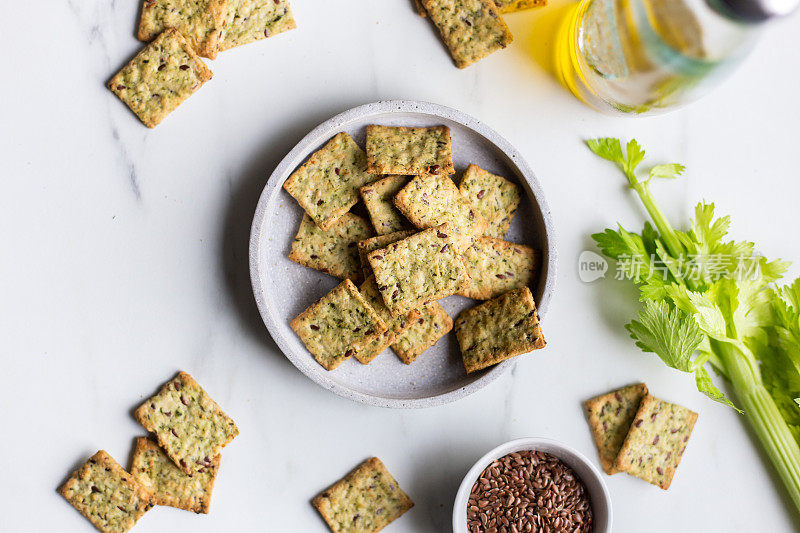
[{"xmin": 2, "ymin": 1, "xmax": 800, "ymax": 531}]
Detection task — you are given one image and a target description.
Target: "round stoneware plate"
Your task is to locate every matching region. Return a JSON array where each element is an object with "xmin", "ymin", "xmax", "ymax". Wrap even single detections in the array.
[{"xmin": 250, "ymin": 100, "xmax": 556, "ymax": 408}]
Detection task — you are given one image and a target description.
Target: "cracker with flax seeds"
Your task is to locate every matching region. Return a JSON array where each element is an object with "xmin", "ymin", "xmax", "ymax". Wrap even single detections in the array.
[
  {"xmin": 367, "ymin": 224, "xmax": 471, "ymax": 316},
  {"xmin": 457, "ymin": 237, "xmax": 539, "ymax": 300},
  {"xmin": 394, "ymin": 173, "xmax": 488, "ymax": 237},
  {"xmin": 219, "ymin": 0, "xmax": 296, "ymax": 51},
  {"xmin": 135, "ymin": 371, "xmax": 239, "ymax": 475},
  {"xmin": 613, "ymin": 395, "xmax": 697, "ymax": 489},
  {"xmin": 584, "ymin": 383, "xmax": 649, "ymax": 475},
  {"xmin": 420, "ymin": 0, "xmax": 513, "ymax": 69},
  {"xmin": 365, "ymin": 125, "xmax": 454, "ymax": 175},
  {"xmin": 494, "ymin": 0, "xmax": 547, "ymax": 13},
  {"xmin": 357, "ymin": 230, "xmax": 417, "ymax": 281},
  {"xmin": 355, "ymin": 277, "xmax": 421, "ymax": 364},
  {"xmin": 59, "ymin": 450, "xmax": 155, "ymax": 533},
  {"xmin": 108, "ymin": 29, "xmax": 212, "ymax": 128},
  {"xmin": 131, "ymin": 437, "xmax": 219, "ymax": 514},
  {"xmin": 360, "ymin": 175, "xmax": 413, "ymax": 235},
  {"xmin": 391, "ymin": 302, "xmax": 452, "ymax": 364},
  {"xmin": 291, "ymin": 279, "xmax": 387, "ymax": 370},
  {"xmin": 138, "ymin": 0, "xmax": 228, "ymax": 59},
  {"xmin": 313, "ymin": 457, "xmax": 414, "ymax": 533},
  {"xmin": 289, "ymin": 213, "xmax": 374, "ymax": 282},
  {"xmin": 283, "ymin": 132, "xmax": 376, "ymax": 231},
  {"xmin": 458, "ymin": 164, "xmax": 522, "ymax": 239},
  {"xmin": 454, "ymin": 286, "xmax": 545, "ymax": 373}
]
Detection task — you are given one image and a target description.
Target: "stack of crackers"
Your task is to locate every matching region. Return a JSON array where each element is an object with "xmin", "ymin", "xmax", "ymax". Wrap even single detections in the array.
[
  {"xmin": 283, "ymin": 124, "xmax": 547, "ymax": 374},
  {"xmin": 584, "ymin": 383, "xmax": 698, "ymax": 489},
  {"xmin": 108, "ymin": 0, "xmax": 296, "ymax": 128},
  {"xmin": 59, "ymin": 372, "xmax": 238, "ymax": 533},
  {"xmin": 414, "ymin": 0, "xmax": 547, "ymax": 68}
]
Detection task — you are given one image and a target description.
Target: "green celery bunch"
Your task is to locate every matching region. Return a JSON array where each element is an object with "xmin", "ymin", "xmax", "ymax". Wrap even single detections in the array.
[{"xmin": 588, "ymin": 137, "xmax": 800, "ymax": 512}]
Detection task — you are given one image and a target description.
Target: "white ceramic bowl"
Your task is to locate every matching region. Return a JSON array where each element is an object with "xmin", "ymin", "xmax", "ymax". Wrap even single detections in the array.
[{"xmin": 453, "ymin": 438, "xmax": 612, "ymax": 532}]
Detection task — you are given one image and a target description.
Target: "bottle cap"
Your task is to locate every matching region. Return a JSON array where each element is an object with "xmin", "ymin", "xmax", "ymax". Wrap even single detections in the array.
[{"xmin": 711, "ymin": 0, "xmax": 799, "ymax": 21}]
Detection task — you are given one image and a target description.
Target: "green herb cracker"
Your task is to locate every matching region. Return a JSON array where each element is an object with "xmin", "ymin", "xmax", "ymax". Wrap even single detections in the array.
[
  {"xmin": 220, "ymin": 0, "xmax": 296, "ymax": 51},
  {"xmin": 455, "ymin": 286, "xmax": 545, "ymax": 373},
  {"xmin": 355, "ymin": 277, "xmax": 421, "ymax": 364},
  {"xmin": 360, "ymin": 175, "xmax": 412, "ymax": 235},
  {"xmin": 313, "ymin": 457, "xmax": 414, "ymax": 533},
  {"xmin": 365, "ymin": 125, "xmax": 454, "ymax": 175},
  {"xmin": 289, "ymin": 213, "xmax": 374, "ymax": 282},
  {"xmin": 392, "ymin": 302, "xmax": 452, "ymax": 364},
  {"xmin": 131, "ymin": 437, "xmax": 219, "ymax": 513},
  {"xmin": 138, "ymin": 0, "xmax": 228, "ymax": 59},
  {"xmin": 108, "ymin": 29, "xmax": 213, "ymax": 128},
  {"xmin": 394, "ymin": 173, "xmax": 488, "ymax": 236},
  {"xmin": 368, "ymin": 224, "xmax": 471, "ymax": 316},
  {"xmin": 613, "ymin": 395, "xmax": 698, "ymax": 489},
  {"xmin": 283, "ymin": 132, "xmax": 375, "ymax": 231},
  {"xmin": 458, "ymin": 237, "xmax": 539, "ymax": 300},
  {"xmin": 59, "ymin": 450, "xmax": 154, "ymax": 533},
  {"xmin": 420, "ymin": 0, "xmax": 513, "ymax": 69},
  {"xmin": 135, "ymin": 372, "xmax": 239, "ymax": 475},
  {"xmin": 494, "ymin": 0, "xmax": 547, "ymax": 13},
  {"xmin": 291, "ymin": 279, "xmax": 387, "ymax": 370},
  {"xmin": 458, "ymin": 164, "xmax": 521, "ymax": 238},
  {"xmin": 357, "ymin": 230, "xmax": 417, "ymax": 281},
  {"xmin": 584, "ymin": 383, "xmax": 649, "ymax": 475}
]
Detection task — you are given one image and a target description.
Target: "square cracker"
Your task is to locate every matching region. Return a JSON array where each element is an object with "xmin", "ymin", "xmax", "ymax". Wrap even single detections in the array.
[
  {"xmin": 360, "ymin": 175, "xmax": 412, "ymax": 235},
  {"xmin": 135, "ymin": 371, "xmax": 239, "ymax": 475},
  {"xmin": 458, "ymin": 237, "xmax": 539, "ymax": 300},
  {"xmin": 357, "ymin": 230, "xmax": 417, "ymax": 281},
  {"xmin": 394, "ymin": 173, "xmax": 488, "ymax": 237},
  {"xmin": 613, "ymin": 395, "xmax": 698, "ymax": 489},
  {"xmin": 313, "ymin": 457, "xmax": 414, "ymax": 533},
  {"xmin": 459, "ymin": 164, "xmax": 522, "ymax": 239},
  {"xmin": 291, "ymin": 279, "xmax": 387, "ymax": 370},
  {"xmin": 59, "ymin": 450, "xmax": 154, "ymax": 533},
  {"xmin": 367, "ymin": 224, "xmax": 471, "ymax": 316},
  {"xmin": 355, "ymin": 277, "xmax": 421, "ymax": 364},
  {"xmin": 108, "ymin": 29, "xmax": 213, "ymax": 128},
  {"xmin": 138, "ymin": 0, "xmax": 228, "ymax": 59},
  {"xmin": 494, "ymin": 0, "xmax": 547, "ymax": 13},
  {"xmin": 289, "ymin": 213, "xmax": 374, "ymax": 282},
  {"xmin": 584, "ymin": 383, "xmax": 649, "ymax": 475},
  {"xmin": 391, "ymin": 302, "xmax": 452, "ymax": 364},
  {"xmin": 219, "ymin": 0, "xmax": 296, "ymax": 51},
  {"xmin": 365, "ymin": 125, "xmax": 454, "ymax": 175},
  {"xmin": 283, "ymin": 132, "xmax": 375, "ymax": 231},
  {"xmin": 131, "ymin": 437, "xmax": 219, "ymax": 513},
  {"xmin": 454, "ymin": 286, "xmax": 545, "ymax": 373},
  {"xmin": 420, "ymin": 0, "xmax": 513, "ymax": 69}
]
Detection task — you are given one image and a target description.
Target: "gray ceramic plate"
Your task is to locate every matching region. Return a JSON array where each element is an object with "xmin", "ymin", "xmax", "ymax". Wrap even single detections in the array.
[{"xmin": 249, "ymin": 100, "xmax": 556, "ymax": 408}]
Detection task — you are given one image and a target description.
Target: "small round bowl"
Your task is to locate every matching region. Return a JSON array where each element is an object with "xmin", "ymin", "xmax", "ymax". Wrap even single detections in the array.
[{"xmin": 453, "ymin": 438, "xmax": 612, "ymax": 533}]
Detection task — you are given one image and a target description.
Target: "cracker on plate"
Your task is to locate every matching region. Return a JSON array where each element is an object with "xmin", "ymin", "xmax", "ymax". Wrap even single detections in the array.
[
  {"xmin": 313, "ymin": 457, "xmax": 414, "ymax": 533},
  {"xmin": 357, "ymin": 230, "xmax": 417, "ymax": 281},
  {"xmin": 613, "ymin": 395, "xmax": 698, "ymax": 489},
  {"xmin": 584, "ymin": 383, "xmax": 649, "ymax": 475},
  {"xmin": 291, "ymin": 279, "xmax": 387, "ymax": 370},
  {"xmin": 138, "ymin": 0, "xmax": 228, "ymax": 59},
  {"xmin": 289, "ymin": 213, "xmax": 374, "ymax": 282},
  {"xmin": 365, "ymin": 125, "xmax": 454, "ymax": 175},
  {"xmin": 454, "ymin": 286, "xmax": 545, "ymax": 373},
  {"xmin": 131, "ymin": 437, "xmax": 219, "ymax": 514},
  {"xmin": 494, "ymin": 0, "xmax": 547, "ymax": 13},
  {"xmin": 394, "ymin": 173, "xmax": 488, "ymax": 237},
  {"xmin": 283, "ymin": 132, "xmax": 375, "ymax": 231},
  {"xmin": 458, "ymin": 164, "xmax": 522, "ymax": 239},
  {"xmin": 391, "ymin": 302, "xmax": 452, "ymax": 364},
  {"xmin": 219, "ymin": 0, "xmax": 296, "ymax": 51},
  {"xmin": 414, "ymin": 0, "xmax": 427, "ymax": 16},
  {"xmin": 108, "ymin": 29, "xmax": 213, "ymax": 128},
  {"xmin": 458, "ymin": 237, "xmax": 539, "ymax": 300},
  {"xmin": 355, "ymin": 277, "xmax": 421, "ymax": 364},
  {"xmin": 360, "ymin": 175, "xmax": 412, "ymax": 235},
  {"xmin": 367, "ymin": 224, "xmax": 471, "ymax": 316},
  {"xmin": 59, "ymin": 450, "xmax": 154, "ymax": 533},
  {"xmin": 420, "ymin": 0, "xmax": 513, "ymax": 69},
  {"xmin": 135, "ymin": 371, "xmax": 239, "ymax": 475}
]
